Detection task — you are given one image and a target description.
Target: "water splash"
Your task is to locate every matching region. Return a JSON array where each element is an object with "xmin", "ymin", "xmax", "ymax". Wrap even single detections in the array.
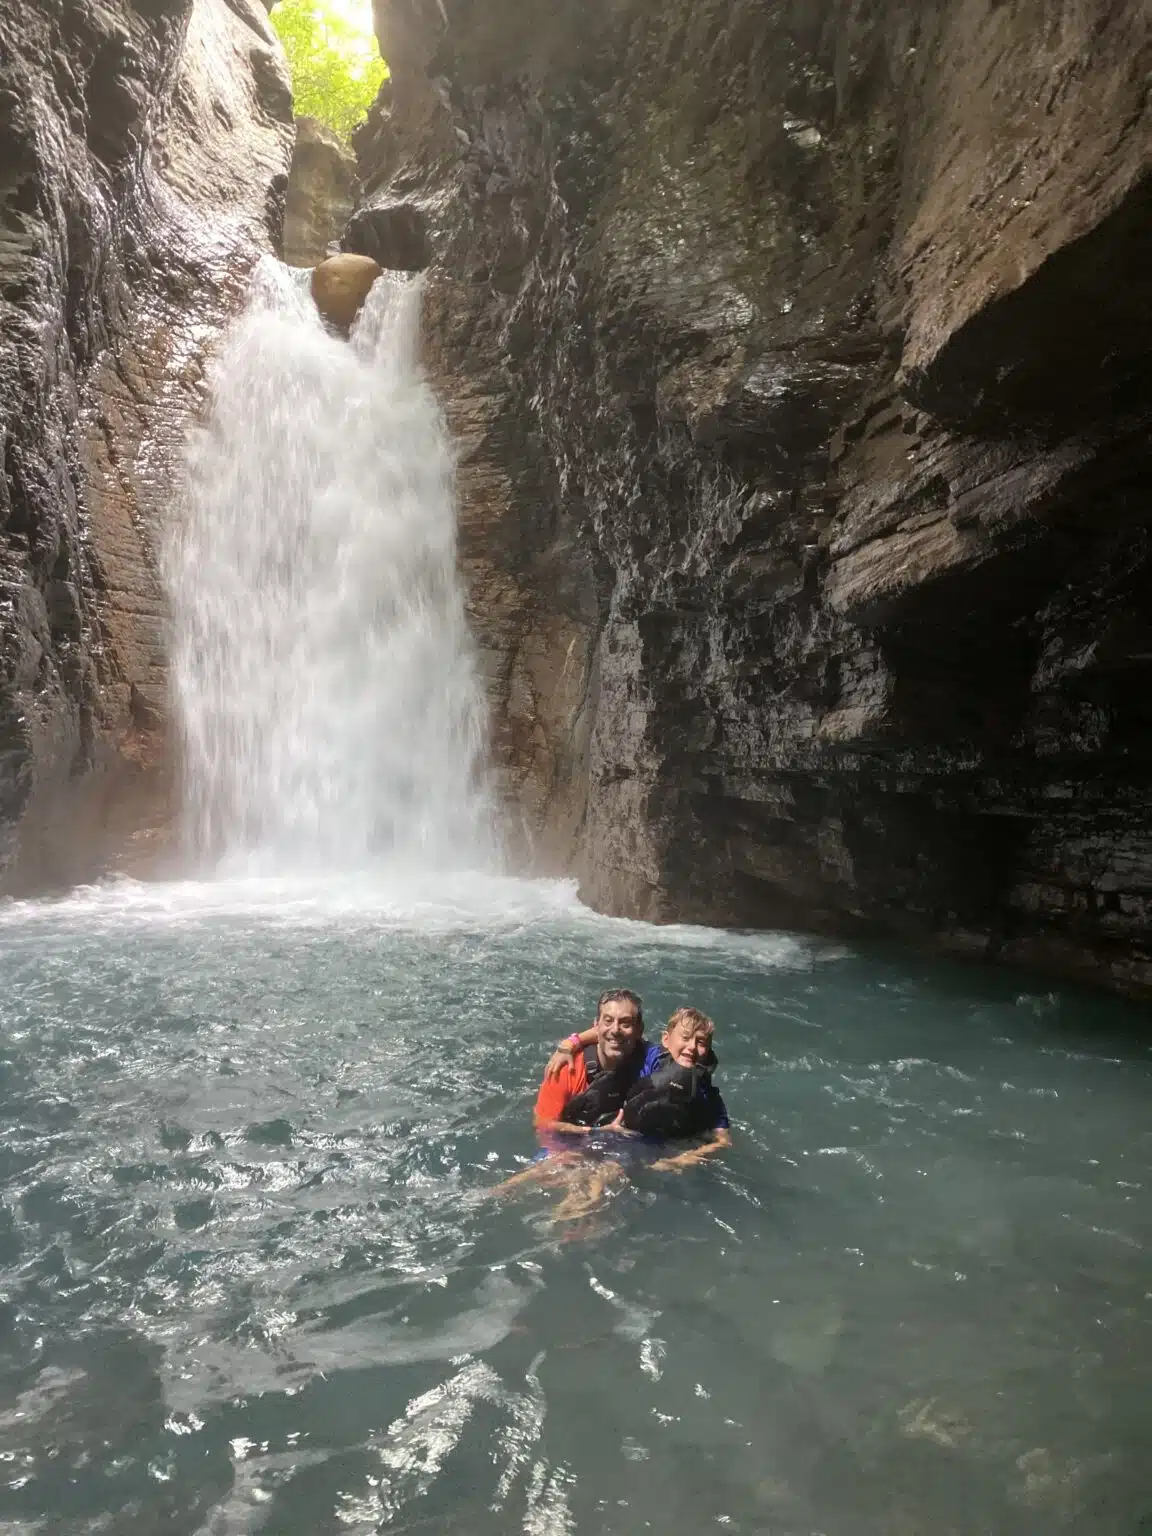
[{"xmin": 165, "ymin": 260, "xmax": 495, "ymax": 875}]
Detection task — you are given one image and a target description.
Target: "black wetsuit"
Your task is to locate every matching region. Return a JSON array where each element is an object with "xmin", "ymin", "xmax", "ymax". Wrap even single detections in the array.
[
  {"xmin": 559, "ymin": 1043, "xmax": 647, "ymax": 1127},
  {"xmin": 621, "ymin": 1049, "xmax": 729, "ymax": 1139}
]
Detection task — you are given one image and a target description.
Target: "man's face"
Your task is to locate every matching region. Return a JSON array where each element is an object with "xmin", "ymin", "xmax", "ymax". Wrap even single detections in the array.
[
  {"xmin": 663, "ymin": 1024, "xmax": 711, "ymax": 1069},
  {"xmin": 595, "ymin": 998, "xmax": 643, "ymax": 1064}
]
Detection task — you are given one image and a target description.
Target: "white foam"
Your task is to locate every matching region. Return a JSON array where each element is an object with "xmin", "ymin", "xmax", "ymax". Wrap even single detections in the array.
[{"xmin": 0, "ymin": 871, "xmax": 837, "ymax": 975}]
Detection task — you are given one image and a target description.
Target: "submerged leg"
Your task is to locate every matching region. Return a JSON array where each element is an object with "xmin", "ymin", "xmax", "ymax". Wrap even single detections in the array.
[
  {"xmin": 490, "ymin": 1155, "xmax": 580, "ymax": 1199},
  {"xmin": 550, "ymin": 1161, "xmax": 626, "ymax": 1223}
]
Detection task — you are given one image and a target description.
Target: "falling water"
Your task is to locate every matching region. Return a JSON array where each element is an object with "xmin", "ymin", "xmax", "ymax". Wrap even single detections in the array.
[{"xmin": 165, "ymin": 260, "xmax": 494, "ymax": 875}]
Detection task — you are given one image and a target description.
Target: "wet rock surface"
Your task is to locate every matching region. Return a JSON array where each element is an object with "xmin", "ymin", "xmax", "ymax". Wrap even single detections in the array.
[
  {"xmin": 0, "ymin": 0, "xmax": 293, "ymax": 888},
  {"xmin": 362, "ymin": 0, "xmax": 1152, "ymax": 994},
  {"xmin": 283, "ymin": 115, "xmax": 357, "ymax": 267}
]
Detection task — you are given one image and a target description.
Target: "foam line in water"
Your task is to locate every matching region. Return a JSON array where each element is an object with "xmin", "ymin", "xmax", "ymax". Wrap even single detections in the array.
[
  {"xmin": 164, "ymin": 259, "xmax": 494, "ymax": 877},
  {"xmin": 0, "ymin": 872, "xmax": 841, "ymax": 971}
]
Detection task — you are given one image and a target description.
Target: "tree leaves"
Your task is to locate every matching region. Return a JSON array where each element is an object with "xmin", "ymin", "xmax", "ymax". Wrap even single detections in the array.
[{"xmin": 269, "ymin": 0, "xmax": 389, "ymax": 142}]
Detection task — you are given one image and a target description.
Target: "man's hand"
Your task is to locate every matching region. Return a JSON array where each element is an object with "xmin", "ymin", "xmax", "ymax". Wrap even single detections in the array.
[{"xmin": 603, "ymin": 1110, "xmax": 638, "ymax": 1137}]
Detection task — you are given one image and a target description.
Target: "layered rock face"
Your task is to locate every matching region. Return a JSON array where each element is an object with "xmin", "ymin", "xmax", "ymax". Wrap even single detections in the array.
[
  {"xmin": 283, "ymin": 115, "xmax": 356, "ymax": 266},
  {"xmin": 0, "ymin": 0, "xmax": 293, "ymax": 886},
  {"xmin": 363, "ymin": 0, "xmax": 1152, "ymax": 993}
]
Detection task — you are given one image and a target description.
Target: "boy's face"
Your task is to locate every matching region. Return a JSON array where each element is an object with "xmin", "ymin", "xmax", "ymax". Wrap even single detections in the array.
[{"xmin": 662, "ymin": 1023, "xmax": 712, "ymax": 1069}]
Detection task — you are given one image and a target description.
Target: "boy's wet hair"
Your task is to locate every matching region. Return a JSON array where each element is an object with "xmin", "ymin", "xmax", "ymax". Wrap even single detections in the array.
[
  {"xmin": 665, "ymin": 1006, "xmax": 714, "ymax": 1037},
  {"xmin": 596, "ymin": 988, "xmax": 643, "ymax": 1025}
]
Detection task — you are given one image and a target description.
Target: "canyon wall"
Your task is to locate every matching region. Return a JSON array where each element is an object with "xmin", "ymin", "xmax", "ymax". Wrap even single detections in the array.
[
  {"xmin": 0, "ymin": 0, "xmax": 293, "ymax": 887},
  {"xmin": 283, "ymin": 115, "xmax": 356, "ymax": 267},
  {"xmin": 359, "ymin": 0, "xmax": 1152, "ymax": 993}
]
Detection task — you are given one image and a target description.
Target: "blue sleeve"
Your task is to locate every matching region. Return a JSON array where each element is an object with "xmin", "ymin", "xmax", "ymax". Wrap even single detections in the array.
[
  {"xmin": 709, "ymin": 1092, "xmax": 730, "ymax": 1131},
  {"xmin": 637, "ymin": 1043, "xmax": 665, "ymax": 1079}
]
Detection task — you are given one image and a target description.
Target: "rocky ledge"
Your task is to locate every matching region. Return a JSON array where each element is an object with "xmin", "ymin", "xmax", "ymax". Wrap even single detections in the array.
[
  {"xmin": 0, "ymin": 0, "xmax": 293, "ymax": 888},
  {"xmin": 360, "ymin": 0, "xmax": 1152, "ymax": 994},
  {"xmin": 283, "ymin": 114, "xmax": 356, "ymax": 267}
]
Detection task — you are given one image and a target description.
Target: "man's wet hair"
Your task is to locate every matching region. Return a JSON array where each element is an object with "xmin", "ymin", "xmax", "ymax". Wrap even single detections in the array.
[{"xmin": 596, "ymin": 988, "xmax": 643, "ymax": 1025}]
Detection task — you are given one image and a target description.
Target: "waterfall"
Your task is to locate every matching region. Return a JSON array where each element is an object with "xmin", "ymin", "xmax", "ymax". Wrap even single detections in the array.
[{"xmin": 164, "ymin": 260, "xmax": 495, "ymax": 876}]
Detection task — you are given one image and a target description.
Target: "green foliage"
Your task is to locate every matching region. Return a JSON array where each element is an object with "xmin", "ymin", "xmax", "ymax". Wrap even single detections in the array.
[{"xmin": 269, "ymin": 0, "xmax": 388, "ymax": 143}]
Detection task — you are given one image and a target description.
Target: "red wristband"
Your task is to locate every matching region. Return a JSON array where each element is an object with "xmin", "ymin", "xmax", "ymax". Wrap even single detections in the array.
[{"xmin": 566, "ymin": 1033, "xmax": 582, "ymax": 1050}]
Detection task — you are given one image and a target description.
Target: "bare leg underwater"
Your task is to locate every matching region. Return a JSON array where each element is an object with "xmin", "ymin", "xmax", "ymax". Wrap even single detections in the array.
[{"xmin": 490, "ymin": 1154, "xmax": 626, "ymax": 1223}]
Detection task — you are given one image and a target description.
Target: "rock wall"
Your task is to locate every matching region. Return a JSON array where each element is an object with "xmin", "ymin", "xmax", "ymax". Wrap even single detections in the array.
[
  {"xmin": 283, "ymin": 115, "xmax": 357, "ymax": 267},
  {"xmin": 361, "ymin": 0, "xmax": 1152, "ymax": 994},
  {"xmin": 0, "ymin": 0, "xmax": 293, "ymax": 888}
]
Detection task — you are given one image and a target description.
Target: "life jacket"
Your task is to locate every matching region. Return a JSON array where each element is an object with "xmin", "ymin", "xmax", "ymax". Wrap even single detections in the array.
[
  {"xmin": 560, "ymin": 1044, "xmax": 646, "ymax": 1127},
  {"xmin": 621, "ymin": 1053, "xmax": 718, "ymax": 1139}
]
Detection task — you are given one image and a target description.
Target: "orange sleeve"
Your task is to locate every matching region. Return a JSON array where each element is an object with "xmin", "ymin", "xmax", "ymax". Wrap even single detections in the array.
[{"xmin": 533, "ymin": 1059, "xmax": 587, "ymax": 1124}]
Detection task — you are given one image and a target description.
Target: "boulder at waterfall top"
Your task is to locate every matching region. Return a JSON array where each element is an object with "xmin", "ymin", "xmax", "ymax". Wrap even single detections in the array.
[{"xmin": 311, "ymin": 254, "xmax": 382, "ymax": 328}]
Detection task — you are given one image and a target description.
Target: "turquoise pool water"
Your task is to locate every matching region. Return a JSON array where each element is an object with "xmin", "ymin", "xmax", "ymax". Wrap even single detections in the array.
[{"xmin": 0, "ymin": 874, "xmax": 1147, "ymax": 1535}]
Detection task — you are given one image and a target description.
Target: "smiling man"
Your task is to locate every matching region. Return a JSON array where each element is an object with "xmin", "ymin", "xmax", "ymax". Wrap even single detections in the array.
[{"xmin": 532, "ymin": 988, "xmax": 656, "ymax": 1134}]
